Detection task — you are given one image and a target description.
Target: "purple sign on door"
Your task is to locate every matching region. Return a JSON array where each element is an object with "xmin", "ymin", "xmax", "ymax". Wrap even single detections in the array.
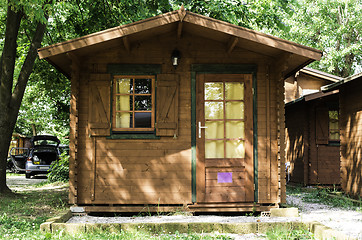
[{"xmin": 217, "ymin": 172, "xmax": 232, "ymax": 183}]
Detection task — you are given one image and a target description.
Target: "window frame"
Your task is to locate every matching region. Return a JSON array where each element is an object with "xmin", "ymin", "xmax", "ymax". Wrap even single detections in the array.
[
  {"xmin": 112, "ymin": 75, "xmax": 155, "ymax": 132},
  {"xmin": 328, "ymin": 109, "xmax": 340, "ymax": 143}
]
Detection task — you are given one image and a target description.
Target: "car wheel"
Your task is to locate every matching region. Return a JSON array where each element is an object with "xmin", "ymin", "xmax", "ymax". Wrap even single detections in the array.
[{"xmin": 25, "ymin": 173, "xmax": 31, "ymax": 179}]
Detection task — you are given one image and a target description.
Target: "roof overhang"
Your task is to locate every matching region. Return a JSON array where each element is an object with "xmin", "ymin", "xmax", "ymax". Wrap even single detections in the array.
[
  {"xmin": 286, "ymin": 89, "xmax": 339, "ymax": 107},
  {"xmin": 38, "ymin": 9, "xmax": 322, "ymax": 78},
  {"xmin": 322, "ymin": 72, "xmax": 362, "ymax": 92},
  {"xmin": 299, "ymin": 67, "xmax": 342, "ymax": 83}
]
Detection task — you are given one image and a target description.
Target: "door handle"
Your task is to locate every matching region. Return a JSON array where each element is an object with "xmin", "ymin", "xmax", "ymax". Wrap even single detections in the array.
[{"xmin": 198, "ymin": 121, "xmax": 208, "ymax": 138}]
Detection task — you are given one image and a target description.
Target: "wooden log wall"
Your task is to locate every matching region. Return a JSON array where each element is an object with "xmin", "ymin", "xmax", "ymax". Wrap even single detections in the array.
[
  {"xmin": 71, "ymin": 31, "xmax": 285, "ymax": 205},
  {"xmin": 285, "ymin": 103, "xmax": 306, "ymax": 184},
  {"xmin": 340, "ymin": 81, "xmax": 362, "ymax": 197}
]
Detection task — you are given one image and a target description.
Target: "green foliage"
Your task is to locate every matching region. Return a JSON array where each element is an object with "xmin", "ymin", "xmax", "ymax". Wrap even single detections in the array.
[
  {"xmin": 278, "ymin": 0, "xmax": 362, "ymax": 77},
  {"xmin": 266, "ymin": 225, "xmax": 314, "ymax": 240},
  {"xmin": 15, "ymin": 60, "xmax": 70, "ymax": 142},
  {"xmin": 47, "ymin": 152, "xmax": 69, "ymax": 183}
]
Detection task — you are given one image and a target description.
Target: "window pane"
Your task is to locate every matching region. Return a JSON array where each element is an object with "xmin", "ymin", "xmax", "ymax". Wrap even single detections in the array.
[
  {"xmin": 205, "ymin": 82, "xmax": 223, "ymax": 100},
  {"xmin": 205, "ymin": 121, "xmax": 224, "ymax": 139},
  {"xmin": 330, "ymin": 132, "xmax": 340, "ymax": 140},
  {"xmin": 135, "ymin": 79, "xmax": 152, "ymax": 94},
  {"xmin": 134, "ymin": 112, "xmax": 151, "ymax": 128},
  {"xmin": 205, "ymin": 102, "xmax": 223, "ymax": 119},
  {"xmin": 226, "ymin": 102, "xmax": 244, "ymax": 119},
  {"xmin": 116, "ymin": 95, "xmax": 131, "ymax": 111},
  {"xmin": 329, "ymin": 110, "xmax": 338, "ymax": 120},
  {"xmin": 116, "ymin": 112, "xmax": 131, "ymax": 128},
  {"xmin": 116, "ymin": 79, "xmax": 131, "ymax": 94},
  {"xmin": 205, "ymin": 140, "xmax": 224, "ymax": 158},
  {"xmin": 226, "ymin": 140, "xmax": 245, "ymax": 158},
  {"xmin": 226, "ymin": 121, "xmax": 244, "ymax": 139},
  {"xmin": 329, "ymin": 121, "xmax": 338, "ymax": 130},
  {"xmin": 134, "ymin": 96, "xmax": 152, "ymax": 110},
  {"xmin": 225, "ymin": 82, "xmax": 244, "ymax": 100}
]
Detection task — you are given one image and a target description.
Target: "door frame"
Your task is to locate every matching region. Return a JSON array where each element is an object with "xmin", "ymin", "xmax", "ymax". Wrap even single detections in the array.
[{"xmin": 191, "ymin": 64, "xmax": 258, "ymax": 203}]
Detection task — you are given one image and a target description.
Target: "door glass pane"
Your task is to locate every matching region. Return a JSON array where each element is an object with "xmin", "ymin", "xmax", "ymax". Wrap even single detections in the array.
[
  {"xmin": 116, "ymin": 95, "xmax": 131, "ymax": 111},
  {"xmin": 205, "ymin": 121, "xmax": 224, "ymax": 139},
  {"xmin": 226, "ymin": 102, "xmax": 244, "ymax": 119},
  {"xmin": 205, "ymin": 82, "xmax": 223, "ymax": 100},
  {"xmin": 205, "ymin": 102, "xmax": 223, "ymax": 119},
  {"xmin": 205, "ymin": 140, "xmax": 224, "ymax": 158},
  {"xmin": 226, "ymin": 121, "xmax": 244, "ymax": 139},
  {"xmin": 225, "ymin": 82, "xmax": 244, "ymax": 100},
  {"xmin": 116, "ymin": 112, "xmax": 131, "ymax": 128},
  {"xmin": 116, "ymin": 79, "xmax": 131, "ymax": 94},
  {"xmin": 226, "ymin": 140, "xmax": 245, "ymax": 158}
]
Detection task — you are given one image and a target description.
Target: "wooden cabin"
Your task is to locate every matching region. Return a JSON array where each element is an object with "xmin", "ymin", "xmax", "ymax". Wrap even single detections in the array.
[
  {"xmin": 285, "ymin": 90, "xmax": 340, "ymax": 185},
  {"xmin": 8, "ymin": 133, "xmax": 31, "ymax": 156},
  {"xmin": 37, "ymin": 9, "xmax": 322, "ymax": 212},
  {"xmin": 285, "ymin": 67, "xmax": 342, "ymax": 103},
  {"xmin": 285, "ymin": 69, "xmax": 341, "ymax": 186},
  {"xmin": 322, "ymin": 73, "xmax": 362, "ymax": 197}
]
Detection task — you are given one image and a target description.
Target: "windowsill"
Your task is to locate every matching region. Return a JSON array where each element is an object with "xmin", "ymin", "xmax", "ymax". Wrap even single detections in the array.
[
  {"xmin": 328, "ymin": 141, "xmax": 340, "ymax": 146},
  {"xmin": 107, "ymin": 132, "xmax": 160, "ymax": 139}
]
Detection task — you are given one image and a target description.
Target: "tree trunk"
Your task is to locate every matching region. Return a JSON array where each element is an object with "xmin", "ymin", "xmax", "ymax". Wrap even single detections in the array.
[
  {"xmin": 31, "ymin": 123, "xmax": 37, "ymax": 136},
  {"xmin": 0, "ymin": 5, "xmax": 47, "ymax": 193}
]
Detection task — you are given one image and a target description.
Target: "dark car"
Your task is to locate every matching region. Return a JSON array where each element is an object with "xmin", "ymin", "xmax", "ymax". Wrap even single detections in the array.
[
  {"xmin": 7, "ymin": 147, "xmax": 29, "ymax": 173},
  {"xmin": 25, "ymin": 135, "xmax": 60, "ymax": 178}
]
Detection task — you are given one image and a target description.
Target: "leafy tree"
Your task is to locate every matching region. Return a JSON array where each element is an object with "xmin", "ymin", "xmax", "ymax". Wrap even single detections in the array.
[
  {"xmin": 279, "ymin": 0, "xmax": 362, "ymax": 77},
  {"xmin": 0, "ymin": 0, "xmax": 51, "ymax": 193}
]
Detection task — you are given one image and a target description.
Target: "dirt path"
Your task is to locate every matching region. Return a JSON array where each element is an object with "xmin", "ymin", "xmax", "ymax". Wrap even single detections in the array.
[{"xmin": 6, "ymin": 174, "xmax": 47, "ymax": 190}]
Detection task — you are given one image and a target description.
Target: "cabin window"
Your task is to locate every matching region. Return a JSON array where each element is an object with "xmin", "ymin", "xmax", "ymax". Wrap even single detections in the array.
[
  {"xmin": 112, "ymin": 75, "xmax": 155, "ymax": 131},
  {"xmin": 328, "ymin": 110, "xmax": 339, "ymax": 141}
]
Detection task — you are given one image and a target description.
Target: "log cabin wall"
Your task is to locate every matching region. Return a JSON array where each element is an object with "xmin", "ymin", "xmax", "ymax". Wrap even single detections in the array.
[
  {"xmin": 307, "ymin": 97, "xmax": 340, "ymax": 185},
  {"xmin": 285, "ymin": 103, "xmax": 307, "ymax": 184},
  {"xmin": 339, "ymin": 80, "xmax": 362, "ymax": 197},
  {"xmin": 68, "ymin": 31, "xmax": 284, "ymax": 207},
  {"xmin": 285, "ymin": 94, "xmax": 340, "ymax": 186}
]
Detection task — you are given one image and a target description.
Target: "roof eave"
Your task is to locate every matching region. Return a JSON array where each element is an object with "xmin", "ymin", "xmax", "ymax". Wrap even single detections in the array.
[{"xmin": 38, "ymin": 10, "xmax": 322, "ymax": 62}]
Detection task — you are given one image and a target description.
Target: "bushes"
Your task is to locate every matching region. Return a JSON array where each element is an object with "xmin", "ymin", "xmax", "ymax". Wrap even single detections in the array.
[{"xmin": 47, "ymin": 152, "xmax": 69, "ymax": 182}]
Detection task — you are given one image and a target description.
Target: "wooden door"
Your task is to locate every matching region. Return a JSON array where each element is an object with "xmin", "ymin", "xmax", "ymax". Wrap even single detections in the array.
[{"xmin": 196, "ymin": 74, "xmax": 254, "ymax": 203}]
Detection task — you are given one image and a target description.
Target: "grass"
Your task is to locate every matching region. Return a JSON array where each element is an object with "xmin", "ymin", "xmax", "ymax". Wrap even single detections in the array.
[
  {"xmin": 265, "ymin": 225, "xmax": 315, "ymax": 240},
  {"xmin": 1, "ymin": 173, "xmax": 232, "ymax": 240}
]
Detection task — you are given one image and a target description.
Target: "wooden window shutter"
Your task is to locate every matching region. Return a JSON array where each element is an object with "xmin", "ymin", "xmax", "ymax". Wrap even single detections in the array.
[
  {"xmin": 315, "ymin": 107, "xmax": 328, "ymax": 144},
  {"xmin": 156, "ymin": 74, "xmax": 179, "ymax": 136},
  {"xmin": 88, "ymin": 74, "xmax": 111, "ymax": 136}
]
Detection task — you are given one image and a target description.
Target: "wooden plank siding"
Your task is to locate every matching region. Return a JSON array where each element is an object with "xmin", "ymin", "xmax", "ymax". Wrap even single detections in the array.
[
  {"xmin": 70, "ymin": 30, "xmax": 285, "ymax": 207},
  {"xmin": 285, "ymin": 93, "xmax": 340, "ymax": 186},
  {"xmin": 339, "ymin": 80, "xmax": 362, "ymax": 197}
]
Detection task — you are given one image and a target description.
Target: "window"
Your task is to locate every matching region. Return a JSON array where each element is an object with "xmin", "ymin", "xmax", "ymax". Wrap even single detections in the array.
[
  {"xmin": 113, "ymin": 75, "xmax": 155, "ymax": 131},
  {"xmin": 329, "ymin": 110, "xmax": 339, "ymax": 141}
]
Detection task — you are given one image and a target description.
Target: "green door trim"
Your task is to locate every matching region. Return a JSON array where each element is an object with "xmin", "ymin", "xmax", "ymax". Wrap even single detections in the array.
[{"xmin": 190, "ymin": 64, "xmax": 258, "ymax": 203}]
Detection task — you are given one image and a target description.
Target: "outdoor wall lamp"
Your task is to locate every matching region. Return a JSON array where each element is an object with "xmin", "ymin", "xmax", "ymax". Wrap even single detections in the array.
[{"xmin": 171, "ymin": 49, "xmax": 181, "ymax": 68}]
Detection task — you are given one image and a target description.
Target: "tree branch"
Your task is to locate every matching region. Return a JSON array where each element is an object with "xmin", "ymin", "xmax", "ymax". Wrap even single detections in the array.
[
  {"xmin": 0, "ymin": 6, "xmax": 22, "ymax": 107},
  {"xmin": 11, "ymin": 19, "xmax": 47, "ymax": 117}
]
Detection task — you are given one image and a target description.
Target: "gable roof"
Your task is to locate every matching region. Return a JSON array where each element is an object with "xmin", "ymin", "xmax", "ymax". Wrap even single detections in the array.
[
  {"xmin": 38, "ymin": 9, "xmax": 322, "ymax": 78},
  {"xmin": 300, "ymin": 67, "xmax": 342, "ymax": 83}
]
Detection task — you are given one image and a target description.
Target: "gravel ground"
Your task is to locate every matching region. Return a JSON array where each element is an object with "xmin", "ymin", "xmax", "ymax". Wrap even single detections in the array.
[
  {"xmin": 67, "ymin": 192, "xmax": 362, "ymax": 239},
  {"xmin": 287, "ymin": 193, "xmax": 362, "ymax": 239}
]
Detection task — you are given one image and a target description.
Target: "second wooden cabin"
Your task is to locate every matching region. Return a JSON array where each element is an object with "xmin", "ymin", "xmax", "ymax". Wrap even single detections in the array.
[
  {"xmin": 285, "ymin": 68, "xmax": 342, "ymax": 185},
  {"xmin": 38, "ymin": 9, "xmax": 322, "ymax": 212}
]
